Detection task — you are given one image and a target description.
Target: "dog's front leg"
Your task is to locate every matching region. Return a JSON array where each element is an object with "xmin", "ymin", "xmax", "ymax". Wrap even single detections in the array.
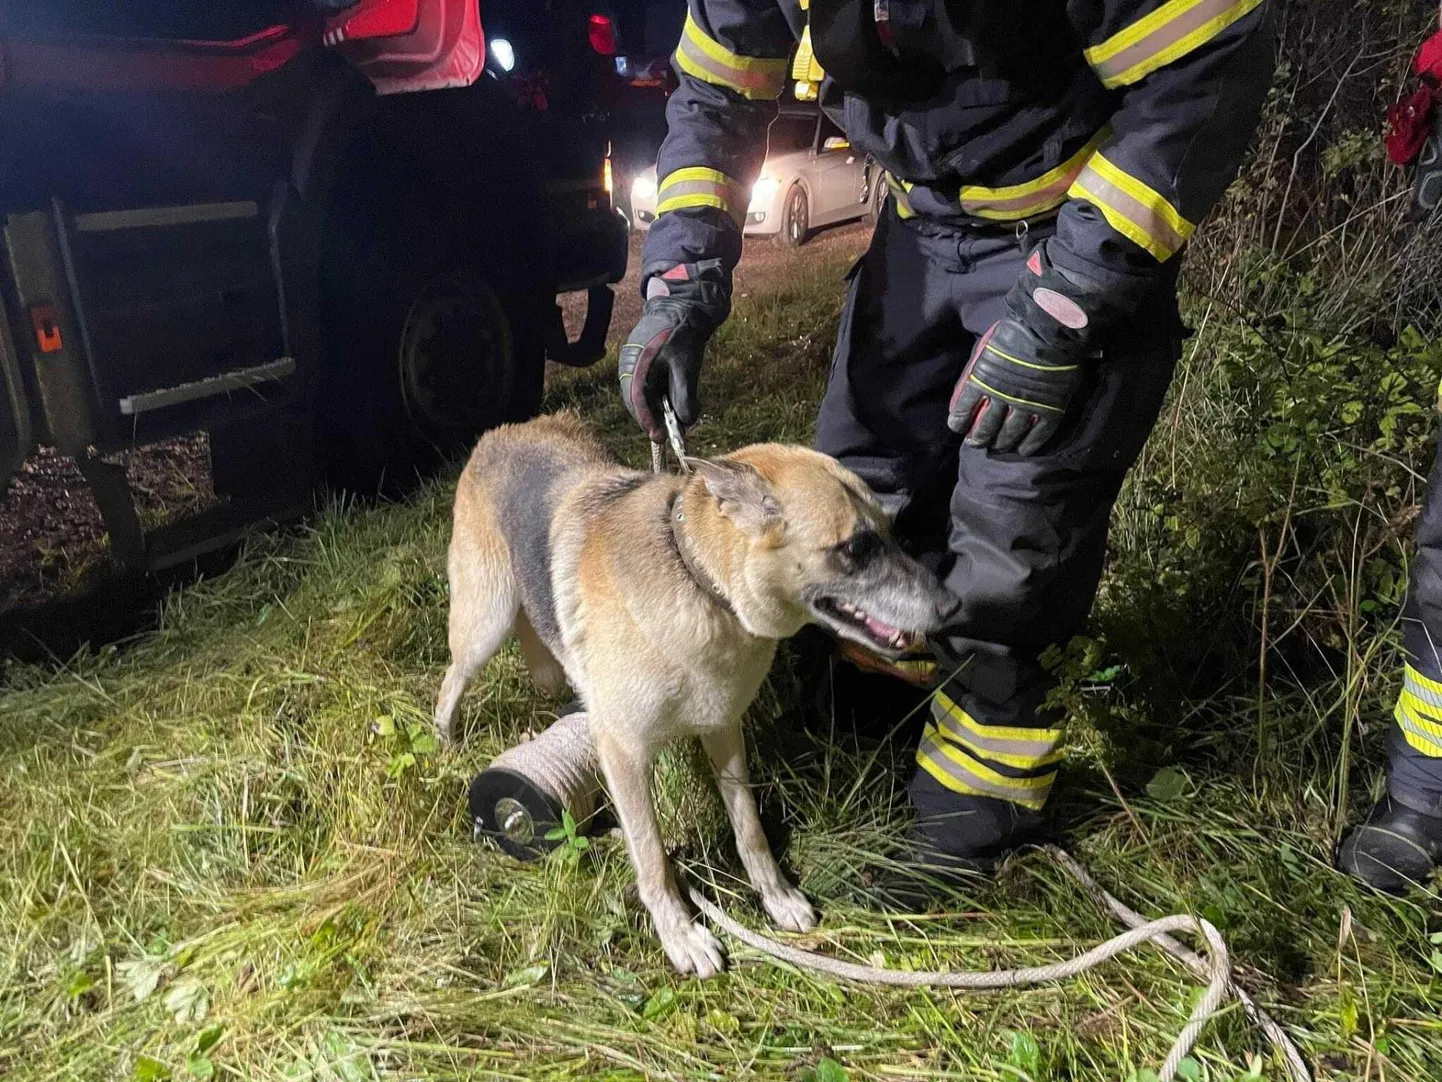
[
  {"xmin": 593, "ymin": 727, "xmax": 727, "ymax": 977},
  {"xmin": 700, "ymin": 725, "xmax": 818, "ymax": 933}
]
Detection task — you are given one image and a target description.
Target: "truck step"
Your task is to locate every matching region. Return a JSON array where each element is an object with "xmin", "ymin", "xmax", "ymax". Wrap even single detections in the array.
[
  {"xmin": 144, "ymin": 495, "xmax": 310, "ymax": 573},
  {"xmin": 118, "ymin": 357, "xmax": 296, "ymax": 416}
]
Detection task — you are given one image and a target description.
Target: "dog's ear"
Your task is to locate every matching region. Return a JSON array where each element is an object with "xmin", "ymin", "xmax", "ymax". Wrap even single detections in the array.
[{"xmin": 687, "ymin": 458, "xmax": 783, "ymax": 538}]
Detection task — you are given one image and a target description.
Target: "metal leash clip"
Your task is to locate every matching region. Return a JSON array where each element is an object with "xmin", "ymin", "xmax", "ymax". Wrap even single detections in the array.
[{"xmin": 650, "ymin": 396, "xmax": 691, "ymax": 474}]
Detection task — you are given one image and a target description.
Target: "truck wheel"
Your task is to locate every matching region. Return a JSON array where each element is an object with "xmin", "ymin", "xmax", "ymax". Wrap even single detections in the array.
[
  {"xmin": 396, "ymin": 270, "xmax": 512, "ymax": 444},
  {"xmin": 320, "ymin": 263, "xmax": 543, "ymax": 495},
  {"xmin": 775, "ymin": 185, "xmax": 810, "ymax": 248}
]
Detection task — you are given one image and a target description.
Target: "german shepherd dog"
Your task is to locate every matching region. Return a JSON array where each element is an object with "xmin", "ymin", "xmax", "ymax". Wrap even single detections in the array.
[{"xmin": 435, "ymin": 413, "xmax": 957, "ymax": 976}]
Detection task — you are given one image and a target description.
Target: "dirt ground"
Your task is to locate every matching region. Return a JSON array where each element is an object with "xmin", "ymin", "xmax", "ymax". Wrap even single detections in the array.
[{"xmin": 0, "ymin": 223, "xmax": 870, "ymax": 614}]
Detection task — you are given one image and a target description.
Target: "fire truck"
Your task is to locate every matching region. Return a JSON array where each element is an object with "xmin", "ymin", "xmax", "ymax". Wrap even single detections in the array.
[{"xmin": 0, "ymin": 0, "xmax": 626, "ymax": 573}]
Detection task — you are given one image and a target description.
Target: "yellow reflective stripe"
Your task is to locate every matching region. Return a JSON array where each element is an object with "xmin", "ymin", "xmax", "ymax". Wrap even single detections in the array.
[
  {"xmin": 1068, "ymin": 152, "xmax": 1194, "ymax": 261},
  {"xmin": 983, "ymin": 343, "xmax": 1079, "ymax": 373},
  {"xmin": 1396, "ymin": 699, "xmax": 1442, "ymax": 757},
  {"xmin": 934, "ymin": 694, "xmax": 1064, "ymax": 747},
  {"xmin": 1404, "ymin": 663, "xmax": 1442, "ymax": 702},
  {"xmin": 674, "ymin": 11, "xmax": 787, "ymax": 100},
  {"xmin": 969, "ymin": 376, "xmax": 1064, "ymax": 414},
  {"xmin": 1398, "ymin": 691, "xmax": 1442, "ymax": 734},
  {"xmin": 886, "ymin": 174, "xmax": 916, "ymax": 219},
  {"xmin": 1085, "ymin": 0, "xmax": 1266, "ymax": 88},
  {"xmin": 958, "ymin": 128, "xmax": 1110, "ymax": 221},
  {"xmin": 932, "ymin": 693, "xmax": 1065, "ymax": 769},
  {"xmin": 656, "ymin": 167, "xmax": 747, "ymax": 226},
  {"xmin": 791, "ymin": 23, "xmax": 825, "ymax": 83},
  {"xmin": 917, "ymin": 725, "xmax": 1056, "ymax": 810}
]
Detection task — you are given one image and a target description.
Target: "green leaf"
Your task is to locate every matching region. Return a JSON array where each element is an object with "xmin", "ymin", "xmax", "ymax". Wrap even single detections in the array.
[
  {"xmin": 410, "ymin": 731, "xmax": 439, "ymax": 755},
  {"xmin": 811, "ymin": 1059, "xmax": 849, "ymax": 1082},
  {"xmin": 1006, "ymin": 1030, "xmax": 1042, "ymax": 1072},
  {"xmin": 544, "ymin": 826, "xmax": 567, "ymax": 841},
  {"xmin": 1174, "ymin": 1057, "xmax": 1203, "ymax": 1081},
  {"xmin": 134, "ymin": 1057, "xmax": 173, "ymax": 1082},
  {"xmin": 186, "ymin": 1056, "xmax": 214, "ymax": 1081},
  {"xmin": 502, "ymin": 963, "xmax": 549, "ymax": 989},
  {"xmin": 641, "ymin": 986, "xmax": 677, "ymax": 1021},
  {"xmin": 374, "ymin": 714, "xmax": 395, "ymax": 737},
  {"xmin": 119, "ymin": 958, "xmax": 165, "ymax": 1003},
  {"xmin": 323, "ymin": 1031, "xmax": 370, "ymax": 1082},
  {"xmin": 67, "ymin": 971, "xmax": 96, "ymax": 999},
  {"xmin": 1146, "ymin": 766, "xmax": 1188, "ymax": 802},
  {"xmin": 195, "ymin": 1025, "xmax": 224, "ymax": 1056},
  {"xmin": 1428, "ymin": 950, "xmax": 1442, "ymax": 975},
  {"xmin": 385, "ymin": 752, "xmax": 416, "ymax": 778},
  {"xmin": 164, "ymin": 979, "xmax": 209, "ymax": 1024},
  {"xmin": 1339, "ymin": 991, "xmax": 1359, "ymax": 1038}
]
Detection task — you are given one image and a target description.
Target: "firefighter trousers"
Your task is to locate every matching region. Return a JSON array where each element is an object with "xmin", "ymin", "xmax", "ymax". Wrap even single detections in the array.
[
  {"xmin": 814, "ymin": 206, "xmax": 1183, "ymax": 853},
  {"xmin": 1389, "ymin": 421, "xmax": 1442, "ymax": 816}
]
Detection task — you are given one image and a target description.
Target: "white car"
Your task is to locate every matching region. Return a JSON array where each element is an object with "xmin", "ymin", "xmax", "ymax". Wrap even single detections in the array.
[{"xmin": 630, "ymin": 107, "xmax": 885, "ymax": 246}]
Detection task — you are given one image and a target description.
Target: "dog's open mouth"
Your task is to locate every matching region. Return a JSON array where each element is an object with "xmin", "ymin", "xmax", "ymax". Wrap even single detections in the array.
[{"xmin": 814, "ymin": 598, "xmax": 922, "ymax": 654}]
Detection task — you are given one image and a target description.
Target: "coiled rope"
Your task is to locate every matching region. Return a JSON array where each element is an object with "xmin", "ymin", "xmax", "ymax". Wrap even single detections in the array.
[{"xmin": 686, "ymin": 847, "xmax": 1310, "ymax": 1082}]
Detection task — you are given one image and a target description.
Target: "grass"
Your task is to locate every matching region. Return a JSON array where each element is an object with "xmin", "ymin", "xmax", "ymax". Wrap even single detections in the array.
[{"xmin": 2, "ymin": 239, "xmax": 1440, "ymax": 1082}]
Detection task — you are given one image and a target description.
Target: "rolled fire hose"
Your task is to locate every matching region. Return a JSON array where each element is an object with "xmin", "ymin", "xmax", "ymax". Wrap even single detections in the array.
[{"xmin": 467, "ymin": 710, "xmax": 1311, "ymax": 1082}]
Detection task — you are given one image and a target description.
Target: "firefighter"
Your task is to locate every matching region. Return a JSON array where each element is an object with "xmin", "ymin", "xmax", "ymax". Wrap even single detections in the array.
[
  {"xmin": 1336, "ymin": 443, "xmax": 1442, "ymax": 893},
  {"xmin": 619, "ymin": 0, "xmax": 1275, "ymax": 891},
  {"xmin": 1336, "ymin": 9, "xmax": 1442, "ymax": 893}
]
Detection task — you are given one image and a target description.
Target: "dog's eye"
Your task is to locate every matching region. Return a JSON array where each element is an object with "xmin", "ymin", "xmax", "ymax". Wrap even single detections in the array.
[{"xmin": 831, "ymin": 530, "xmax": 882, "ymax": 572}]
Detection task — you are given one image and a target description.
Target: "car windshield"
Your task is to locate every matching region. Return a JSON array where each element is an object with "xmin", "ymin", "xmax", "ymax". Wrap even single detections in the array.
[{"xmin": 767, "ymin": 116, "xmax": 816, "ymax": 157}]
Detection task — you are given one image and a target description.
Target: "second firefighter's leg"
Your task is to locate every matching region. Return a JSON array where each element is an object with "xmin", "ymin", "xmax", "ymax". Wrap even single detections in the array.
[
  {"xmin": 911, "ymin": 235, "xmax": 1182, "ymax": 869},
  {"xmin": 1337, "ymin": 422, "xmax": 1442, "ymax": 892}
]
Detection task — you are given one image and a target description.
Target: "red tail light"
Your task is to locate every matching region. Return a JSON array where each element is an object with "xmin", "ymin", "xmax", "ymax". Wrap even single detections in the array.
[{"xmin": 588, "ymin": 14, "xmax": 616, "ymax": 56}]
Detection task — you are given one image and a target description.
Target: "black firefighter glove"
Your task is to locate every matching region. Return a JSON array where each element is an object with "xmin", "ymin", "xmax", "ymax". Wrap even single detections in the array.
[
  {"xmin": 947, "ymin": 242, "xmax": 1114, "ymax": 456},
  {"xmin": 618, "ymin": 259, "xmax": 731, "ymax": 441}
]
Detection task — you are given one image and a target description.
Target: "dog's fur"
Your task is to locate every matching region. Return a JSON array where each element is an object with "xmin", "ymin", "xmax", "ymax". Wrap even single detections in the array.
[{"xmin": 435, "ymin": 412, "xmax": 957, "ymax": 975}]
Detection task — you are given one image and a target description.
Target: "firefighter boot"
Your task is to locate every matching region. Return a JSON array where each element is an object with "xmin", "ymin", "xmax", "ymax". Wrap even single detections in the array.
[
  {"xmin": 861, "ymin": 770, "xmax": 1051, "ymax": 909},
  {"xmin": 1337, "ymin": 796, "xmax": 1442, "ymax": 894}
]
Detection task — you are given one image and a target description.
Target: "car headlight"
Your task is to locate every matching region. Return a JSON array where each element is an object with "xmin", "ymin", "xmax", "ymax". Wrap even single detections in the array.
[
  {"xmin": 749, "ymin": 175, "xmax": 780, "ymax": 210},
  {"xmin": 632, "ymin": 174, "xmax": 657, "ymax": 201},
  {"xmin": 489, "ymin": 38, "xmax": 516, "ymax": 73}
]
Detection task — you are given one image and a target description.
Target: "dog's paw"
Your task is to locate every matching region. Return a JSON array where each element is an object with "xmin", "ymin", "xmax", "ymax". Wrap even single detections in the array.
[
  {"xmin": 658, "ymin": 919, "xmax": 727, "ymax": 978},
  {"xmin": 762, "ymin": 884, "xmax": 818, "ymax": 933}
]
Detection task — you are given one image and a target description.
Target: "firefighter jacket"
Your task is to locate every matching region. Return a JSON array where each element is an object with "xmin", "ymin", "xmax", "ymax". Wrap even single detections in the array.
[{"xmin": 640, "ymin": 0, "xmax": 1275, "ymax": 313}]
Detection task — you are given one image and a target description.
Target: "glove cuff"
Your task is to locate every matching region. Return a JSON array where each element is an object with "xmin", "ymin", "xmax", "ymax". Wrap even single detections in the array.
[
  {"xmin": 1008, "ymin": 239, "xmax": 1153, "ymax": 353},
  {"xmin": 639, "ymin": 258, "xmax": 733, "ymax": 325}
]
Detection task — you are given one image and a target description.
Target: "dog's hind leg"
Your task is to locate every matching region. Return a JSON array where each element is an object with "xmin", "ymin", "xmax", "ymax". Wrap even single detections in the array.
[
  {"xmin": 435, "ymin": 511, "xmax": 519, "ymax": 745},
  {"xmin": 515, "ymin": 610, "xmax": 568, "ymax": 698},
  {"xmin": 700, "ymin": 724, "xmax": 818, "ymax": 933}
]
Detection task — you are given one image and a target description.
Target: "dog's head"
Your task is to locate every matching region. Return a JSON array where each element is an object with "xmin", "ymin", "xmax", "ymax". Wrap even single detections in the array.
[{"xmin": 685, "ymin": 445, "xmax": 959, "ymax": 652}]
